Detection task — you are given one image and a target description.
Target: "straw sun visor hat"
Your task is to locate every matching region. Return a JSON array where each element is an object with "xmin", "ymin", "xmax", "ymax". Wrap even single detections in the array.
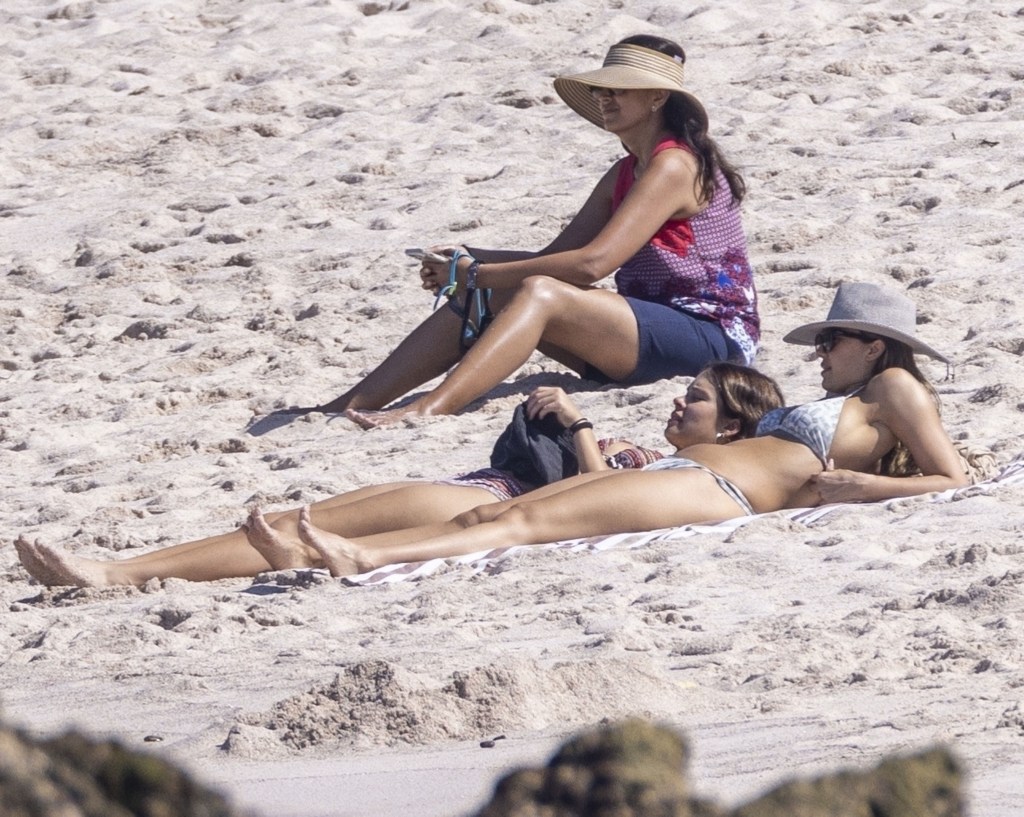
[
  {"xmin": 783, "ymin": 281, "xmax": 950, "ymax": 363},
  {"xmin": 554, "ymin": 43, "xmax": 709, "ymax": 131}
]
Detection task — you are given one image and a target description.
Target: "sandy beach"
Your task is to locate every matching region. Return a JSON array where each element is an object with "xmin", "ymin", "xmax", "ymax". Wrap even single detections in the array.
[{"xmin": 2, "ymin": 0, "xmax": 1024, "ymax": 814}]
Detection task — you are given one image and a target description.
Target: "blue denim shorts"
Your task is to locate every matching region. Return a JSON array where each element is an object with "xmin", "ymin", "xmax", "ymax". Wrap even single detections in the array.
[{"xmin": 584, "ymin": 297, "xmax": 737, "ymax": 386}]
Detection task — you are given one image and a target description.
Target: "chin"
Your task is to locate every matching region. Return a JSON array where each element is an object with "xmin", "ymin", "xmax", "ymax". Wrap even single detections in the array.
[{"xmin": 823, "ymin": 376, "xmax": 856, "ymax": 395}]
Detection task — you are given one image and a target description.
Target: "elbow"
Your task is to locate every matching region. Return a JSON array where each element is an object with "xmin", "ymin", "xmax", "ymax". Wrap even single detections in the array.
[
  {"xmin": 938, "ymin": 463, "xmax": 971, "ymax": 490},
  {"xmin": 927, "ymin": 470, "xmax": 970, "ymax": 492},
  {"xmin": 950, "ymin": 471, "xmax": 971, "ymax": 489},
  {"xmin": 574, "ymin": 252, "xmax": 616, "ymax": 284}
]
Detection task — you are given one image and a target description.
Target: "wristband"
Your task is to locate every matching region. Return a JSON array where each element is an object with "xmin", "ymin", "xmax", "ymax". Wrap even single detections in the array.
[{"xmin": 567, "ymin": 418, "xmax": 593, "ymax": 434}]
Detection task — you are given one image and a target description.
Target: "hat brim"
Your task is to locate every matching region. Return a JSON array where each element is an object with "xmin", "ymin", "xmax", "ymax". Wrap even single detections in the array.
[
  {"xmin": 783, "ymin": 320, "xmax": 950, "ymax": 363},
  {"xmin": 553, "ymin": 68, "xmax": 708, "ymax": 131}
]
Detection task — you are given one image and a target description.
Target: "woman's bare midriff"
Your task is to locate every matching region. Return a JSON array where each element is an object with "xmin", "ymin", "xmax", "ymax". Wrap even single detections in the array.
[{"xmin": 678, "ymin": 436, "xmax": 824, "ymax": 513}]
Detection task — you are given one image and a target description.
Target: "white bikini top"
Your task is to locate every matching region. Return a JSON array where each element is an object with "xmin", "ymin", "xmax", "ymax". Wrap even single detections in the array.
[{"xmin": 756, "ymin": 388, "xmax": 863, "ymax": 465}]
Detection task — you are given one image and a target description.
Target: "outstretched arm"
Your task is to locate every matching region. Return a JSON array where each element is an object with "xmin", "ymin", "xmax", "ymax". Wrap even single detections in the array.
[{"xmin": 424, "ymin": 148, "xmax": 705, "ymax": 293}]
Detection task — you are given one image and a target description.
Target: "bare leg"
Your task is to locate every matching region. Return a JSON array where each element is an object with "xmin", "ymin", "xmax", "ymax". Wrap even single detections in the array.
[
  {"xmin": 13, "ymin": 481, "xmax": 499, "ymax": 587},
  {"xmin": 14, "ymin": 529, "xmax": 275, "ymax": 588},
  {"xmin": 300, "ymin": 483, "xmax": 496, "ymax": 539},
  {"xmin": 244, "ymin": 474, "xmax": 618, "ymax": 577},
  {"xmin": 12, "ymin": 479, "xmax": 499, "ymax": 589},
  {"xmin": 346, "ymin": 278, "xmax": 640, "ymax": 428},
  {"xmin": 10, "ymin": 481, "xmax": 425, "ymax": 586},
  {"xmin": 310, "ymin": 306, "xmax": 469, "ymax": 413},
  {"xmin": 312, "ymin": 469, "xmax": 752, "ymax": 575},
  {"xmin": 342, "ymin": 471, "xmax": 614, "ymax": 551},
  {"xmin": 246, "ymin": 481, "xmax": 503, "ymax": 570}
]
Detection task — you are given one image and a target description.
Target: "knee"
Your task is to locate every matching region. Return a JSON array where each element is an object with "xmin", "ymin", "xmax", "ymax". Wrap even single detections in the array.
[
  {"xmin": 514, "ymin": 275, "xmax": 570, "ymax": 309},
  {"xmin": 452, "ymin": 504, "xmax": 495, "ymax": 529},
  {"xmin": 490, "ymin": 503, "xmax": 534, "ymax": 534},
  {"xmin": 452, "ymin": 500, "xmax": 523, "ymax": 530}
]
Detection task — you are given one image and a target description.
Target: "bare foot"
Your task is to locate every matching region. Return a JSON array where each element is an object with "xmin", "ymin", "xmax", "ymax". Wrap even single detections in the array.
[
  {"xmin": 343, "ymin": 407, "xmax": 415, "ymax": 430},
  {"xmin": 243, "ymin": 507, "xmax": 315, "ymax": 570},
  {"xmin": 296, "ymin": 506, "xmax": 374, "ymax": 577},
  {"xmin": 14, "ymin": 536, "xmax": 112, "ymax": 587}
]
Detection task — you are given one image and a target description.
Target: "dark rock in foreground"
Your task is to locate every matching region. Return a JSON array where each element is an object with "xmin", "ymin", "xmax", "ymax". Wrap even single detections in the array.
[
  {"xmin": 0, "ymin": 715, "xmax": 963, "ymax": 817},
  {"xmin": 472, "ymin": 718, "xmax": 963, "ymax": 817},
  {"xmin": 0, "ymin": 724, "xmax": 245, "ymax": 817}
]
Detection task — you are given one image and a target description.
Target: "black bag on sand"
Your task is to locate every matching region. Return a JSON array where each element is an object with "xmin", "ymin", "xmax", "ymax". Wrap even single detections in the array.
[{"xmin": 489, "ymin": 402, "xmax": 579, "ymax": 487}]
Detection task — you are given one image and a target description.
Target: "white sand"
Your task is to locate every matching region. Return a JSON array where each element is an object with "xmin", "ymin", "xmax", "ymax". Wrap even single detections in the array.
[{"xmin": 2, "ymin": 0, "xmax": 1023, "ymax": 814}]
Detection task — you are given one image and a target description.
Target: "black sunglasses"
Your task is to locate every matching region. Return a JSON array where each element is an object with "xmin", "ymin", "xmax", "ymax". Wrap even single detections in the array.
[{"xmin": 814, "ymin": 328, "xmax": 879, "ymax": 354}]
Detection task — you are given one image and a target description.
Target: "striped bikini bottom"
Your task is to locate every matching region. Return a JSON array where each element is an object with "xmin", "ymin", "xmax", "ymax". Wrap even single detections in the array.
[
  {"xmin": 433, "ymin": 468, "xmax": 532, "ymax": 502},
  {"xmin": 641, "ymin": 456, "xmax": 755, "ymax": 516}
]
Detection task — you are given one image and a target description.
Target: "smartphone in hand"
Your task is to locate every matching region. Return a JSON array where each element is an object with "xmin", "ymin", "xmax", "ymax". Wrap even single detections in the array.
[{"xmin": 405, "ymin": 248, "xmax": 449, "ymax": 264}]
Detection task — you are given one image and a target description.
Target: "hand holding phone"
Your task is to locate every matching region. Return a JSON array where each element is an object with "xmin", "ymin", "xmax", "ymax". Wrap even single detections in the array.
[{"xmin": 405, "ymin": 247, "xmax": 449, "ymax": 264}]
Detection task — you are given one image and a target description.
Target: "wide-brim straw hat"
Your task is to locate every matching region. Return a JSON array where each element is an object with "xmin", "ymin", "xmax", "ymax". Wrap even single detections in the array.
[
  {"xmin": 783, "ymin": 282, "xmax": 949, "ymax": 362},
  {"xmin": 553, "ymin": 43, "xmax": 708, "ymax": 131}
]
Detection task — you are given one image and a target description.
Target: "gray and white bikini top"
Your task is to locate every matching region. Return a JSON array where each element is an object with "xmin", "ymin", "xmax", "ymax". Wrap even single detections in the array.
[{"xmin": 755, "ymin": 388, "xmax": 863, "ymax": 465}]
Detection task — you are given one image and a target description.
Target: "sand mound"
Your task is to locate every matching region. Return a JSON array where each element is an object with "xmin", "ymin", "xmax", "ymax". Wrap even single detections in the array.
[{"xmin": 229, "ymin": 656, "xmax": 686, "ymax": 753}]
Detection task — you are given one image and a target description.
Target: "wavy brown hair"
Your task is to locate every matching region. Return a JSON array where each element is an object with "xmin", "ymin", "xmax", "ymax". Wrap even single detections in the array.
[{"xmin": 702, "ymin": 362, "xmax": 785, "ymax": 440}]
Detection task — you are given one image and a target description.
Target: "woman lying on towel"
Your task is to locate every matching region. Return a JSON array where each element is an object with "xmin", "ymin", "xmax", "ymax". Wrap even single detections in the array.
[
  {"xmin": 15, "ymin": 364, "xmax": 783, "ymax": 587},
  {"xmin": 236, "ymin": 282, "xmax": 971, "ymax": 579}
]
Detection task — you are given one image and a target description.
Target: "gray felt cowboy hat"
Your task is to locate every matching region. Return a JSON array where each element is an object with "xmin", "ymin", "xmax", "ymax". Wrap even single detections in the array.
[
  {"xmin": 783, "ymin": 282, "xmax": 950, "ymax": 363},
  {"xmin": 553, "ymin": 43, "xmax": 709, "ymax": 131}
]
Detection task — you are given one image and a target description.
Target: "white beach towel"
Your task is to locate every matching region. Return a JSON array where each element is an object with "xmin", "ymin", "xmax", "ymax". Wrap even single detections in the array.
[{"xmin": 338, "ymin": 454, "xmax": 1024, "ymax": 587}]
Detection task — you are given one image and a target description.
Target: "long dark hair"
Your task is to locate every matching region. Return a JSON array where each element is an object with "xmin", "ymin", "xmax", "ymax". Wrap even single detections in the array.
[
  {"xmin": 870, "ymin": 338, "xmax": 940, "ymax": 477},
  {"xmin": 618, "ymin": 34, "xmax": 746, "ymax": 206},
  {"xmin": 703, "ymin": 362, "xmax": 784, "ymax": 440}
]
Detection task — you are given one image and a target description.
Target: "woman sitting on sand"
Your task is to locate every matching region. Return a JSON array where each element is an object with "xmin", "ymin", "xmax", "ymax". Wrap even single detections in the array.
[
  {"xmin": 290, "ymin": 34, "xmax": 758, "ymax": 427},
  {"xmin": 15, "ymin": 364, "xmax": 783, "ymax": 587},
  {"xmin": 248, "ymin": 283, "xmax": 970, "ymax": 578}
]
